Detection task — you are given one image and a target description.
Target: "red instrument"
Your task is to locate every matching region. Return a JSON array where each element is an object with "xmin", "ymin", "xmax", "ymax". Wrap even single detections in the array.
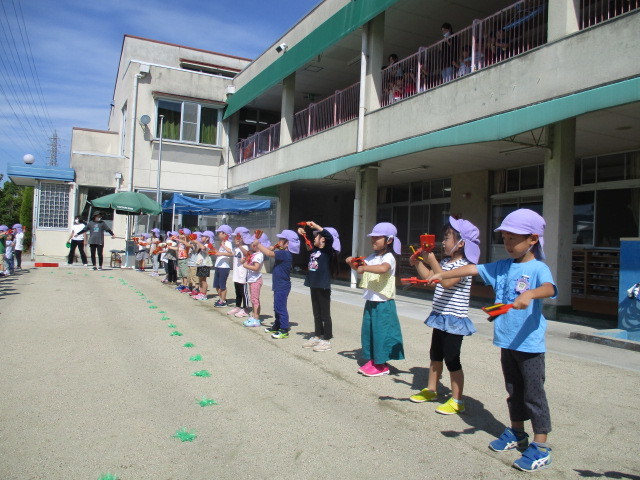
[
  {"xmin": 482, "ymin": 303, "xmax": 514, "ymax": 320},
  {"xmin": 254, "ymin": 229, "xmax": 263, "ymax": 239},
  {"xmin": 297, "ymin": 222, "xmax": 313, "ymax": 249},
  {"xmin": 235, "ymin": 233, "xmax": 242, "ymax": 241},
  {"xmin": 206, "ymin": 243, "xmax": 218, "ymax": 255},
  {"xmin": 400, "ymin": 277, "xmax": 440, "ymax": 285},
  {"xmin": 410, "ymin": 234, "xmax": 437, "ymax": 262},
  {"xmin": 350, "ymin": 256, "xmax": 366, "ymax": 267},
  {"xmin": 188, "ymin": 233, "xmax": 198, "ymax": 241}
]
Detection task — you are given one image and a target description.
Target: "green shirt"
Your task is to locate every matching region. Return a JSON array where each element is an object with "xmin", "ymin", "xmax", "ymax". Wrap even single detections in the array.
[{"xmin": 0, "ymin": 237, "xmax": 5, "ymax": 255}]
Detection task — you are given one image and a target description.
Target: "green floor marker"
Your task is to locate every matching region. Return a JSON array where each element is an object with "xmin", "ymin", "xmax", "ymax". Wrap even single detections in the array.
[
  {"xmin": 197, "ymin": 397, "xmax": 218, "ymax": 407},
  {"xmin": 161, "ymin": 316, "xmax": 170, "ymax": 320},
  {"xmin": 183, "ymin": 343, "xmax": 195, "ymax": 348},
  {"xmin": 159, "ymin": 310, "xmax": 166, "ymax": 313},
  {"xmin": 170, "ymin": 331, "xmax": 183, "ymax": 336},
  {"xmin": 192, "ymin": 370, "xmax": 211, "ymax": 377},
  {"xmin": 98, "ymin": 474, "xmax": 119, "ymax": 480},
  {"xmin": 149, "ymin": 306, "xmax": 158, "ymax": 309},
  {"xmin": 67, "ymin": 272, "xmax": 73, "ymax": 274},
  {"xmin": 146, "ymin": 300, "xmax": 153, "ymax": 303},
  {"xmin": 189, "ymin": 354, "xmax": 202, "ymax": 362},
  {"xmin": 172, "ymin": 428, "xmax": 197, "ymax": 442},
  {"xmin": 167, "ymin": 324, "xmax": 176, "ymax": 328}
]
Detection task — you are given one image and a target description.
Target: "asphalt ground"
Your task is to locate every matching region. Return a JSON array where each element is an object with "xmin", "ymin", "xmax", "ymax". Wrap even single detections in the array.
[{"xmin": 1, "ymin": 264, "xmax": 639, "ymax": 479}]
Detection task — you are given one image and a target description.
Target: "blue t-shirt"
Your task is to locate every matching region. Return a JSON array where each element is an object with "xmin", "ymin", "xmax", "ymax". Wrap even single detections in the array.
[
  {"xmin": 477, "ymin": 259, "xmax": 557, "ymax": 353},
  {"xmin": 272, "ymin": 249, "xmax": 293, "ymax": 291}
]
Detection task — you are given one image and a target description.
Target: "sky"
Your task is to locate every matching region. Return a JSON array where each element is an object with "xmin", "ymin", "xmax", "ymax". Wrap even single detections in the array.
[{"xmin": 0, "ymin": 0, "xmax": 321, "ymax": 181}]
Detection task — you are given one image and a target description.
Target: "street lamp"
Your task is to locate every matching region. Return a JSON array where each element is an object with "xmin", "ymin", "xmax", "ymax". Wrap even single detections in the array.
[
  {"xmin": 23, "ymin": 154, "xmax": 36, "ymax": 260},
  {"xmin": 23, "ymin": 154, "xmax": 35, "ymax": 164}
]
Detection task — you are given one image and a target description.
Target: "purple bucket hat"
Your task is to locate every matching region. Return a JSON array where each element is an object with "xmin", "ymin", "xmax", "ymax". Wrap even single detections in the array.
[
  {"xmin": 233, "ymin": 227, "xmax": 249, "ymax": 235},
  {"xmin": 180, "ymin": 228, "xmax": 191, "ymax": 236},
  {"xmin": 367, "ymin": 222, "xmax": 402, "ymax": 255},
  {"xmin": 202, "ymin": 230, "xmax": 215, "ymax": 240},
  {"xmin": 0, "ymin": 225, "xmax": 8, "ymax": 232},
  {"xmin": 151, "ymin": 228, "xmax": 160, "ymax": 235},
  {"xmin": 245, "ymin": 232, "xmax": 271, "ymax": 247},
  {"xmin": 215, "ymin": 225, "xmax": 233, "ymax": 235},
  {"xmin": 323, "ymin": 227, "xmax": 341, "ymax": 253},
  {"xmin": 276, "ymin": 229, "xmax": 300, "ymax": 254},
  {"xmin": 495, "ymin": 208, "xmax": 546, "ymax": 260},
  {"xmin": 13, "ymin": 224, "xmax": 22, "ymax": 232},
  {"xmin": 141, "ymin": 233, "xmax": 151, "ymax": 239},
  {"xmin": 449, "ymin": 216, "xmax": 481, "ymax": 264}
]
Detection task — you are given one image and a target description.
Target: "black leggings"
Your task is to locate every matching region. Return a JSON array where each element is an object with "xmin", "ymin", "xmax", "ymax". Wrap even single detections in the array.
[
  {"xmin": 310, "ymin": 287, "xmax": 332, "ymax": 340},
  {"xmin": 166, "ymin": 259, "xmax": 177, "ymax": 283},
  {"xmin": 430, "ymin": 328, "xmax": 464, "ymax": 372},
  {"xmin": 90, "ymin": 244, "xmax": 104, "ymax": 267},
  {"xmin": 15, "ymin": 250, "xmax": 22, "ymax": 268},
  {"xmin": 234, "ymin": 282, "xmax": 248, "ymax": 308}
]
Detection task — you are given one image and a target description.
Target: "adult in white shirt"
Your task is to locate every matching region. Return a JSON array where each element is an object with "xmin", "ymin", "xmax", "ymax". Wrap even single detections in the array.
[
  {"xmin": 67, "ymin": 216, "xmax": 88, "ymax": 266},
  {"xmin": 12, "ymin": 223, "xmax": 24, "ymax": 269}
]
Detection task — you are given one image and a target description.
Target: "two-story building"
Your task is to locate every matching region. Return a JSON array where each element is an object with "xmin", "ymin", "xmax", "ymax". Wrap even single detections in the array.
[{"xmin": 222, "ymin": 0, "xmax": 640, "ymax": 317}]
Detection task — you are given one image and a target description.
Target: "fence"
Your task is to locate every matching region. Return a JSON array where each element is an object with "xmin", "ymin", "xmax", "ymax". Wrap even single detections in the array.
[
  {"xmin": 579, "ymin": 0, "xmax": 639, "ymax": 28},
  {"xmin": 236, "ymin": 122, "xmax": 281, "ymax": 164},
  {"xmin": 381, "ymin": 0, "xmax": 548, "ymax": 106},
  {"xmin": 292, "ymin": 82, "xmax": 360, "ymax": 141}
]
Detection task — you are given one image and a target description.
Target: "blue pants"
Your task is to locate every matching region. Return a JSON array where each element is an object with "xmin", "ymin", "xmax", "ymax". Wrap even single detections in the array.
[
  {"xmin": 361, "ymin": 300, "xmax": 405, "ymax": 364},
  {"xmin": 273, "ymin": 287, "xmax": 291, "ymax": 331}
]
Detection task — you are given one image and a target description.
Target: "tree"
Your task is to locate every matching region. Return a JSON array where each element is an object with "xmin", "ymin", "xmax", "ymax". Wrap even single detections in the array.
[
  {"xmin": 20, "ymin": 186, "xmax": 34, "ymax": 249},
  {"xmin": 0, "ymin": 174, "xmax": 24, "ymax": 227}
]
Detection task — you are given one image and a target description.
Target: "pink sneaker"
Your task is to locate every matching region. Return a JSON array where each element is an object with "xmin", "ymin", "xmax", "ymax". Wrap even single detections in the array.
[
  {"xmin": 234, "ymin": 309, "xmax": 248, "ymax": 317},
  {"xmin": 358, "ymin": 360, "xmax": 374, "ymax": 375},
  {"xmin": 227, "ymin": 307, "xmax": 241, "ymax": 316},
  {"xmin": 362, "ymin": 363, "xmax": 390, "ymax": 377}
]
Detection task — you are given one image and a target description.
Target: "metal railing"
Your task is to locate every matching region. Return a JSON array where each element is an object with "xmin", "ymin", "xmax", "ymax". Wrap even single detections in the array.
[
  {"xmin": 236, "ymin": 122, "xmax": 281, "ymax": 164},
  {"xmin": 580, "ymin": 0, "xmax": 639, "ymax": 28},
  {"xmin": 292, "ymin": 82, "xmax": 360, "ymax": 141},
  {"xmin": 381, "ymin": 0, "xmax": 548, "ymax": 106}
]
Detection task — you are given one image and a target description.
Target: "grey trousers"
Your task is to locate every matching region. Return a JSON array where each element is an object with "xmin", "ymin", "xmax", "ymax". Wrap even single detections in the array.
[{"xmin": 500, "ymin": 348, "xmax": 552, "ymax": 434}]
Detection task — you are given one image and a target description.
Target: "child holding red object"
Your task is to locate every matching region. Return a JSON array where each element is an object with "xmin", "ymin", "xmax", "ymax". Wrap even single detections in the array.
[
  {"xmin": 228, "ymin": 227, "xmax": 251, "ymax": 317},
  {"xmin": 408, "ymin": 217, "xmax": 480, "ymax": 416},
  {"xmin": 213, "ymin": 225, "xmax": 234, "ymax": 307},
  {"xmin": 346, "ymin": 222, "xmax": 404, "ymax": 377},
  {"xmin": 243, "ymin": 231, "xmax": 270, "ymax": 327},
  {"xmin": 429, "ymin": 209, "xmax": 556, "ymax": 472}
]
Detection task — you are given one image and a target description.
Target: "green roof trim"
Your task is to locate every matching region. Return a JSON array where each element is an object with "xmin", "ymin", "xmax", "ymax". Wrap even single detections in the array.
[
  {"xmin": 223, "ymin": 0, "xmax": 400, "ymax": 120},
  {"xmin": 248, "ymin": 76, "xmax": 640, "ymax": 193}
]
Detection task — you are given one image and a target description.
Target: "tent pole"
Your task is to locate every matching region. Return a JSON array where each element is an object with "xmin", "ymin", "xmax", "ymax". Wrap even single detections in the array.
[{"xmin": 172, "ymin": 204, "xmax": 176, "ymax": 231}]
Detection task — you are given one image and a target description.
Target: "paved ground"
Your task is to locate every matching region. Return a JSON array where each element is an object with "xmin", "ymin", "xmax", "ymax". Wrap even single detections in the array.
[{"xmin": 1, "ymin": 262, "xmax": 639, "ymax": 479}]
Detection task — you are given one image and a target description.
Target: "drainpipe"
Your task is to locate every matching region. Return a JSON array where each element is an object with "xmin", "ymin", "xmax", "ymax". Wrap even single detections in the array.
[
  {"xmin": 127, "ymin": 71, "xmax": 145, "ymax": 192},
  {"xmin": 351, "ymin": 26, "xmax": 369, "ymax": 288}
]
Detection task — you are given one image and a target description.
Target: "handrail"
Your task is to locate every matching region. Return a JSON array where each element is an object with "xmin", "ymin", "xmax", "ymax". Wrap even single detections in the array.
[
  {"xmin": 579, "ymin": 0, "xmax": 639, "ymax": 28},
  {"xmin": 236, "ymin": 122, "xmax": 281, "ymax": 164}
]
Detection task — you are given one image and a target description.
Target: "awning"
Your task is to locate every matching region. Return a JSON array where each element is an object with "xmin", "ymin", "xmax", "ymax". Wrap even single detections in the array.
[
  {"xmin": 7, "ymin": 164, "xmax": 75, "ymax": 186},
  {"xmin": 162, "ymin": 193, "xmax": 271, "ymax": 215}
]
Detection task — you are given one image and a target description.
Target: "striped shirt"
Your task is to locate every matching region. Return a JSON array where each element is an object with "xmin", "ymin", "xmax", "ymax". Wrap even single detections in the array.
[{"xmin": 432, "ymin": 258, "xmax": 472, "ymax": 318}]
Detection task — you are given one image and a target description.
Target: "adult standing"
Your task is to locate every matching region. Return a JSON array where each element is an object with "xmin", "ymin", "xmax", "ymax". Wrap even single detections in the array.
[
  {"xmin": 13, "ymin": 224, "xmax": 24, "ymax": 270},
  {"xmin": 78, "ymin": 211, "xmax": 115, "ymax": 271},
  {"xmin": 66, "ymin": 217, "xmax": 88, "ymax": 266}
]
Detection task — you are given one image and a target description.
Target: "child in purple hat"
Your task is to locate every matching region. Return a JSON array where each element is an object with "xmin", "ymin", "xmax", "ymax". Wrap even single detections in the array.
[
  {"xmin": 228, "ymin": 227, "xmax": 251, "ymax": 317},
  {"xmin": 408, "ymin": 216, "xmax": 480, "ymax": 415},
  {"xmin": 243, "ymin": 231, "xmax": 271, "ymax": 327},
  {"xmin": 149, "ymin": 228, "xmax": 162, "ymax": 277},
  {"xmin": 299, "ymin": 221, "xmax": 341, "ymax": 352},
  {"xmin": 430, "ymin": 208, "xmax": 556, "ymax": 472},
  {"xmin": 346, "ymin": 222, "xmax": 404, "ymax": 377},
  {"xmin": 213, "ymin": 225, "xmax": 234, "ymax": 307},
  {"xmin": 253, "ymin": 229, "xmax": 300, "ymax": 339}
]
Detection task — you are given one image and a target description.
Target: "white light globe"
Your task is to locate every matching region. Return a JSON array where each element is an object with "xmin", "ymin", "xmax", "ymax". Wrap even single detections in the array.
[{"xmin": 23, "ymin": 154, "xmax": 35, "ymax": 164}]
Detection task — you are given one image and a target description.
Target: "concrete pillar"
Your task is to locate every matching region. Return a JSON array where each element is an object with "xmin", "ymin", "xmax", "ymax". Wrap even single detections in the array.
[
  {"xmin": 225, "ymin": 113, "xmax": 239, "ymax": 165},
  {"xmin": 351, "ymin": 166, "xmax": 378, "ymax": 287},
  {"xmin": 543, "ymin": 118, "xmax": 576, "ymax": 318},
  {"xmin": 547, "ymin": 0, "xmax": 580, "ymax": 41},
  {"xmin": 276, "ymin": 183, "xmax": 291, "ymax": 233},
  {"xmin": 450, "ymin": 170, "xmax": 490, "ymax": 263},
  {"xmin": 280, "ymin": 73, "xmax": 296, "ymax": 146},
  {"xmin": 364, "ymin": 12, "xmax": 385, "ymax": 113}
]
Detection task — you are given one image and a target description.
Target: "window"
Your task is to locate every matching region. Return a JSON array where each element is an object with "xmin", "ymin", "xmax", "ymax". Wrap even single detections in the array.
[
  {"xmin": 576, "ymin": 151, "xmax": 640, "ymax": 185},
  {"xmin": 505, "ymin": 164, "xmax": 544, "ymax": 192},
  {"xmin": 38, "ymin": 183, "xmax": 70, "ymax": 229},
  {"xmin": 156, "ymin": 99, "xmax": 221, "ymax": 145},
  {"xmin": 573, "ymin": 191, "xmax": 594, "ymax": 245}
]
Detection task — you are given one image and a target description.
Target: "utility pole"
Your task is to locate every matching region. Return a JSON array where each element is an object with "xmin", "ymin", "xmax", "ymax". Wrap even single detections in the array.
[{"xmin": 48, "ymin": 131, "xmax": 58, "ymax": 166}]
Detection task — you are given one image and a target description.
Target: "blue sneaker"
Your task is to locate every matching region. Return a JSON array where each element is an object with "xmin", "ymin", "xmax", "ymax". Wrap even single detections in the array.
[
  {"xmin": 214, "ymin": 300, "xmax": 227, "ymax": 307},
  {"xmin": 243, "ymin": 317, "xmax": 261, "ymax": 327},
  {"xmin": 513, "ymin": 443, "xmax": 552, "ymax": 472},
  {"xmin": 175, "ymin": 285, "xmax": 186, "ymax": 290},
  {"xmin": 489, "ymin": 428, "xmax": 529, "ymax": 452}
]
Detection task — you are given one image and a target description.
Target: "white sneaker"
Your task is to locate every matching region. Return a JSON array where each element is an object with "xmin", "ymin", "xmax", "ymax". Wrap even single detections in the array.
[
  {"xmin": 313, "ymin": 340, "xmax": 332, "ymax": 352},
  {"xmin": 302, "ymin": 336, "xmax": 321, "ymax": 348},
  {"xmin": 234, "ymin": 308, "xmax": 248, "ymax": 317},
  {"xmin": 227, "ymin": 307, "xmax": 241, "ymax": 316}
]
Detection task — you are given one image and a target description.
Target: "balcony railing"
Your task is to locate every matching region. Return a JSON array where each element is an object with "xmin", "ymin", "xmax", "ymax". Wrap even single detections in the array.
[
  {"xmin": 579, "ymin": 0, "xmax": 639, "ymax": 28},
  {"xmin": 236, "ymin": 122, "xmax": 281, "ymax": 164},
  {"xmin": 292, "ymin": 82, "xmax": 360, "ymax": 141},
  {"xmin": 381, "ymin": 0, "xmax": 548, "ymax": 106}
]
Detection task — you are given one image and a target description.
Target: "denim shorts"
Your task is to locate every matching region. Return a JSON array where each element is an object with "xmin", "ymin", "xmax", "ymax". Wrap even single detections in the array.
[{"xmin": 213, "ymin": 267, "xmax": 230, "ymax": 289}]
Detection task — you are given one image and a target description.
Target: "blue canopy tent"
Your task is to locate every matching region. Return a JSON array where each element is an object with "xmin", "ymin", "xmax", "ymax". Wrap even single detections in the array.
[{"xmin": 162, "ymin": 194, "xmax": 271, "ymax": 229}]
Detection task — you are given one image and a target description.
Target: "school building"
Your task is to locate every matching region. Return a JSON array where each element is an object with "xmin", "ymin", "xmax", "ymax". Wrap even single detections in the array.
[
  {"xmin": 8, "ymin": 0, "xmax": 639, "ymax": 317},
  {"xmin": 222, "ymin": 0, "xmax": 640, "ymax": 317}
]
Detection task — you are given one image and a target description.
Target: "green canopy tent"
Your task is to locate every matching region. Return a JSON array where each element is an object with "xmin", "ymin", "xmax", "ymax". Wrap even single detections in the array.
[{"xmin": 90, "ymin": 191, "xmax": 163, "ymax": 268}]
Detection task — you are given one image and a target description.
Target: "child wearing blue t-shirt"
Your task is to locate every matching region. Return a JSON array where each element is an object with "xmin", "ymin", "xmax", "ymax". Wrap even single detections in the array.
[
  {"xmin": 430, "ymin": 209, "xmax": 556, "ymax": 473},
  {"xmin": 253, "ymin": 230, "xmax": 300, "ymax": 339}
]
